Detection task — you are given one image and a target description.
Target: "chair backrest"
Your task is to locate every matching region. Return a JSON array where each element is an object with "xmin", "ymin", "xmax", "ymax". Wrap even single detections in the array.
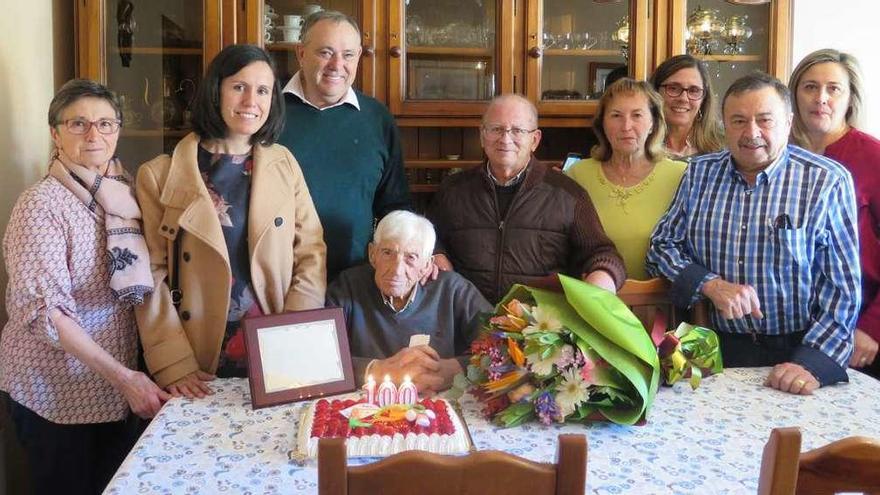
[
  {"xmin": 758, "ymin": 427, "xmax": 880, "ymax": 495},
  {"xmin": 617, "ymin": 278, "xmax": 709, "ymax": 337},
  {"xmin": 318, "ymin": 434, "xmax": 587, "ymax": 495}
]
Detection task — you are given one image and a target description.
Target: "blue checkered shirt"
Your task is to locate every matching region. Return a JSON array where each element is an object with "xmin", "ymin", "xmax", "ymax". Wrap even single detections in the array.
[{"xmin": 646, "ymin": 145, "xmax": 861, "ymax": 383}]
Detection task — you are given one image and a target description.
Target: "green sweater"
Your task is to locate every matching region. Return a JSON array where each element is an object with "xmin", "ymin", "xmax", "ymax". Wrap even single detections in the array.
[{"xmin": 279, "ymin": 92, "xmax": 411, "ymax": 280}]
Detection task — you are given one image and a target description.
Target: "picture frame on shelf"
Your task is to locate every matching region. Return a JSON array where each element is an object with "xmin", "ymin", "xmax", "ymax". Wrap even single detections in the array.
[
  {"xmin": 243, "ymin": 307, "xmax": 355, "ymax": 409},
  {"xmin": 407, "ymin": 58, "xmax": 493, "ymax": 100},
  {"xmin": 588, "ymin": 62, "xmax": 627, "ymax": 97}
]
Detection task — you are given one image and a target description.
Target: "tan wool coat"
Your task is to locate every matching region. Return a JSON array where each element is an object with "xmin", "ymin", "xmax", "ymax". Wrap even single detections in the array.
[{"xmin": 135, "ymin": 133, "xmax": 327, "ymax": 387}]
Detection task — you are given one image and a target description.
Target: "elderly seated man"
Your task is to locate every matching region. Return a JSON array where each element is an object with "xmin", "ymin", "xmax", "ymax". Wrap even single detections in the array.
[{"xmin": 326, "ymin": 210, "xmax": 491, "ymax": 394}]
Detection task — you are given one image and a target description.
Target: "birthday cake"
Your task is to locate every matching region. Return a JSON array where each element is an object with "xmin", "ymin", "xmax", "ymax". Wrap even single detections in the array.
[{"xmin": 295, "ymin": 397, "xmax": 472, "ymax": 458}]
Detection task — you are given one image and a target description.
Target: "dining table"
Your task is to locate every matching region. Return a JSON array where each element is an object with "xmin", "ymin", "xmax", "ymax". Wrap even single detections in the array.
[{"xmin": 104, "ymin": 367, "xmax": 880, "ymax": 494}]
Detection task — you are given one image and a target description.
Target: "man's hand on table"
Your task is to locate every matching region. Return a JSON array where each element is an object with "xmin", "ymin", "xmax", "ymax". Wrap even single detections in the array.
[
  {"xmin": 849, "ymin": 329, "xmax": 878, "ymax": 369},
  {"xmin": 764, "ymin": 362, "xmax": 820, "ymax": 395},
  {"xmin": 371, "ymin": 346, "xmax": 461, "ymax": 396},
  {"xmin": 702, "ymin": 278, "xmax": 764, "ymax": 320},
  {"xmin": 166, "ymin": 370, "xmax": 216, "ymax": 399}
]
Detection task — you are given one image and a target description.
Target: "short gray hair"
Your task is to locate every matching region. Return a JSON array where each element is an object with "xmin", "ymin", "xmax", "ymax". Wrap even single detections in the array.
[
  {"xmin": 373, "ymin": 211, "xmax": 436, "ymax": 260},
  {"xmin": 301, "ymin": 10, "xmax": 361, "ymax": 45},
  {"xmin": 48, "ymin": 79, "xmax": 122, "ymax": 127}
]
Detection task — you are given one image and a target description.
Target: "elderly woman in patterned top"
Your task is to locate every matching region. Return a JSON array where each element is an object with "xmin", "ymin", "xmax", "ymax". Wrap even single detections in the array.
[
  {"xmin": 0, "ymin": 79, "xmax": 169, "ymax": 495},
  {"xmin": 135, "ymin": 45, "xmax": 326, "ymax": 399}
]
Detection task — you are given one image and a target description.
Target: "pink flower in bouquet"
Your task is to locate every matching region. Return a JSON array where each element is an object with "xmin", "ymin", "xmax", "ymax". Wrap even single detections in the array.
[
  {"xmin": 554, "ymin": 344, "xmax": 576, "ymax": 369},
  {"xmin": 579, "ymin": 355, "xmax": 596, "ymax": 384}
]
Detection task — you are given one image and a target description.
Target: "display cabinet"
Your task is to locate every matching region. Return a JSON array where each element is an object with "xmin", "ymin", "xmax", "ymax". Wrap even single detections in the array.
[
  {"xmin": 245, "ymin": 0, "xmax": 380, "ymax": 97},
  {"xmin": 74, "ymin": 0, "xmax": 793, "ymax": 209},
  {"xmin": 525, "ymin": 0, "xmax": 651, "ymax": 116},
  {"xmin": 76, "ymin": 0, "xmax": 223, "ymax": 172},
  {"xmin": 387, "ymin": 0, "xmax": 515, "ymax": 116},
  {"xmin": 658, "ymin": 0, "xmax": 791, "ymax": 96}
]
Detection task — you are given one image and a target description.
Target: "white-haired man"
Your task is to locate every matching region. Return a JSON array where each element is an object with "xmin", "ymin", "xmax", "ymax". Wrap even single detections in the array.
[{"xmin": 326, "ymin": 211, "xmax": 491, "ymax": 394}]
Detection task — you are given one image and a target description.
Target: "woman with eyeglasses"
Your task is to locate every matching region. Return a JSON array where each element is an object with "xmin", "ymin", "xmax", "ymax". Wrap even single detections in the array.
[
  {"xmin": 135, "ymin": 45, "xmax": 326, "ymax": 399},
  {"xmin": 0, "ymin": 79, "xmax": 169, "ymax": 494},
  {"xmin": 566, "ymin": 78, "xmax": 686, "ymax": 280},
  {"xmin": 650, "ymin": 54, "xmax": 725, "ymax": 159},
  {"xmin": 789, "ymin": 49, "xmax": 880, "ymax": 377}
]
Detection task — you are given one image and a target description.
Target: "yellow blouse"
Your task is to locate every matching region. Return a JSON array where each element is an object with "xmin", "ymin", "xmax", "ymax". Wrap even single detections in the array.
[{"xmin": 566, "ymin": 157, "xmax": 686, "ymax": 280}]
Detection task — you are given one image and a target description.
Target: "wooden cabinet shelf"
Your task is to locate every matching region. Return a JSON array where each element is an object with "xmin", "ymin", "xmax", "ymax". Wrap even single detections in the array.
[
  {"xmin": 114, "ymin": 47, "xmax": 202, "ymax": 55},
  {"xmin": 266, "ymin": 42, "xmax": 300, "ymax": 52},
  {"xmin": 406, "ymin": 46, "xmax": 494, "ymax": 57}
]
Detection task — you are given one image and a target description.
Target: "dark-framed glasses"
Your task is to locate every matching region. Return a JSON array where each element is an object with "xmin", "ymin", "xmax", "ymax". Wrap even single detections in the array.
[
  {"xmin": 61, "ymin": 118, "xmax": 122, "ymax": 135},
  {"xmin": 482, "ymin": 125, "xmax": 538, "ymax": 140},
  {"xmin": 659, "ymin": 84, "xmax": 705, "ymax": 100}
]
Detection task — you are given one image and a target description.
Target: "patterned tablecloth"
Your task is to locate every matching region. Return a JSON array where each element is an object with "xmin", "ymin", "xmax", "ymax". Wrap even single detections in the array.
[{"xmin": 105, "ymin": 368, "xmax": 880, "ymax": 495}]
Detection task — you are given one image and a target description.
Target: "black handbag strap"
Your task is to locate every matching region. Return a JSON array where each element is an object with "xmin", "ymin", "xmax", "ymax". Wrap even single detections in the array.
[{"xmin": 168, "ymin": 231, "xmax": 183, "ymax": 308}]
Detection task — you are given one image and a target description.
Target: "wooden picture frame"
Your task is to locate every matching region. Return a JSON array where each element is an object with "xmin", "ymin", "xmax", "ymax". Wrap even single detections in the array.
[
  {"xmin": 243, "ymin": 307, "xmax": 355, "ymax": 409},
  {"xmin": 587, "ymin": 62, "xmax": 627, "ymax": 97},
  {"xmin": 407, "ymin": 58, "xmax": 492, "ymax": 101}
]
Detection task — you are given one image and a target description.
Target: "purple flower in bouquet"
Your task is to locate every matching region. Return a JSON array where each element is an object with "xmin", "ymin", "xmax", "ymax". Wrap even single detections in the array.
[{"xmin": 535, "ymin": 390, "xmax": 560, "ymax": 425}]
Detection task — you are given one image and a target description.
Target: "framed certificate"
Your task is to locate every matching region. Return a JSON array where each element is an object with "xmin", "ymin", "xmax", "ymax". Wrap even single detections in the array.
[{"xmin": 243, "ymin": 308, "xmax": 355, "ymax": 409}]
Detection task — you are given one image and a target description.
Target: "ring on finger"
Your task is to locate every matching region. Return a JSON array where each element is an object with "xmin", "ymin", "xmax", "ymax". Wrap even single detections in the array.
[
  {"xmin": 860, "ymin": 357, "xmax": 868, "ymax": 366},
  {"xmin": 794, "ymin": 379, "xmax": 807, "ymax": 388}
]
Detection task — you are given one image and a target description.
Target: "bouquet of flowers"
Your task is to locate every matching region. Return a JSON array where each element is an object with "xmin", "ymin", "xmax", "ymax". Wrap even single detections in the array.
[
  {"xmin": 656, "ymin": 322, "xmax": 723, "ymax": 389},
  {"xmin": 461, "ymin": 275, "xmax": 660, "ymax": 427}
]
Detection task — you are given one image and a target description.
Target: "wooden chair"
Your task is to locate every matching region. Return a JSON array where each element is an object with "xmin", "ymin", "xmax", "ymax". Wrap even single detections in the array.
[
  {"xmin": 318, "ymin": 434, "xmax": 587, "ymax": 495},
  {"xmin": 758, "ymin": 427, "xmax": 880, "ymax": 495},
  {"xmin": 617, "ymin": 278, "xmax": 710, "ymax": 338}
]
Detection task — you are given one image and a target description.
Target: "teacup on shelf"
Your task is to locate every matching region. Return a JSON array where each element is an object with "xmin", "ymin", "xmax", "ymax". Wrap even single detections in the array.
[{"xmin": 278, "ymin": 26, "xmax": 301, "ymax": 42}]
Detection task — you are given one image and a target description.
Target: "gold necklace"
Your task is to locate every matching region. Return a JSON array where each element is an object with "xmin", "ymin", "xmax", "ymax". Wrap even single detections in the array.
[{"xmin": 597, "ymin": 163, "xmax": 657, "ymax": 213}]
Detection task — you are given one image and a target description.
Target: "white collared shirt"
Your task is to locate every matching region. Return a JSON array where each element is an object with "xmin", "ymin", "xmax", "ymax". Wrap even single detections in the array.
[
  {"xmin": 486, "ymin": 162, "xmax": 529, "ymax": 187},
  {"xmin": 381, "ymin": 284, "xmax": 418, "ymax": 314},
  {"xmin": 282, "ymin": 71, "xmax": 360, "ymax": 111}
]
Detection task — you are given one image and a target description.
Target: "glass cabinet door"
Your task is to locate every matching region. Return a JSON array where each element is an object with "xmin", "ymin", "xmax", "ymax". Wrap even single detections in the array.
[
  {"xmin": 389, "ymin": 0, "xmax": 503, "ymax": 116},
  {"xmin": 668, "ymin": 0, "xmax": 791, "ymax": 97},
  {"xmin": 525, "ymin": 0, "xmax": 649, "ymax": 116},
  {"xmin": 259, "ymin": 0, "xmax": 371, "ymax": 93},
  {"xmin": 77, "ymin": 0, "xmax": 222, "ymax": 173}
]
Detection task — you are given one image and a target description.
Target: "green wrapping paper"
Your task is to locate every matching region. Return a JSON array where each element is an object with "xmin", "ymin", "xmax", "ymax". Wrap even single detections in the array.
[
  {"xmin": 657, "ymin": 323, "xmax": 723, "ymax": 389},
  {"xmin": 495, "ymin": 275, "xmax": 660, "ymax": 425}
]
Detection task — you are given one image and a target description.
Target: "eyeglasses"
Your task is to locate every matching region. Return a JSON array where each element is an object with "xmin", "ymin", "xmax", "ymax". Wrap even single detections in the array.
[
  {"xmin": 659, "ymin": 84, "xmax": 705, "ymax": 100},
  {"xmin": 60, "ymin": 118, "xmax": 122, "ymax": 135},
  {"xmin": 482, "ymin": 125, "xmax": 538, "ymax": 140}
]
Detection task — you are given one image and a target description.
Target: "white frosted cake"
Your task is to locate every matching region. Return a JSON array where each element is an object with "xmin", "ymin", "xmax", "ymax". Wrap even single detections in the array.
[{"xmin": 296, "ymin": 397, "xmax": 472, "ymax": 458}]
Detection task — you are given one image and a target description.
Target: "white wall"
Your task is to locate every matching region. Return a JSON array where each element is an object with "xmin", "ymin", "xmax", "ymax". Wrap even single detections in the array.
[
  {"xmin": 0, "ymin": 0, "xmax": 58, "ymax": 323},
  {"xmin": 0, "ymin": 0, "xmax": 73, "ymax": 326},
  {"xmin": 792, "ymin": 0, "xmax": 880, "ymax": 136}
]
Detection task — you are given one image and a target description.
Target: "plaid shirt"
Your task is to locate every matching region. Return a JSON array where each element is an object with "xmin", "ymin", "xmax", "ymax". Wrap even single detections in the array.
[{"xmin": 647, "ymin": 145, "xmax": 861, "ymax": 383}]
